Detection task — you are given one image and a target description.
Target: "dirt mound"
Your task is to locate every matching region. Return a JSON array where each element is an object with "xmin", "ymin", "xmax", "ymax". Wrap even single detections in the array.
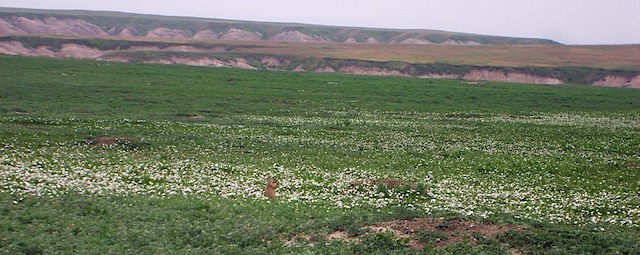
[
  {"xmin": 365, "ymin": 37, "xmax": 381, "ymax": 44},
  {"xmin": 372, "ymin": 218, "xmax": 521, "ymax": 248},
  {"xmin": 9, "ymin": 16, "xmax": 107, "ymax": 36},
  {"xmin": 193, "ymin": 30, "xmax": 218, "ymax": 40},
  {"xmin": 219, "ymin": 28, "xmax": 262, "ymax": 41},
  {"xmin": 344, "ymin": 38, "xmax": 358, "ymax": 43},
  {"xmin": 0, "ymin": 41, "xmax": 102, "ymax": 58},
  {"xmin": 0, "ymin": 18, "xmax": 25, "ymax": 34},
  {"xmin": 268, "ymin": 31, "xmax": 327, "ymax": 43},
  {"xmin": 286, "ymin": 217, "xmax": 522, "ymax": 250},
  {"xmin": 57, "ymin": 43, "xmax": 104, "ymax": 58},
  {"xmin": 117, "ymin": 27, "xmax": 138, "ymax": 37},
  {"xmin": 398, "ymin": 38, "xmax": 434, "ymax": 45},
  {"xmin": 0, "ymin": 41, "xmax": 55, "ymax": 57},
  {"xmin": 146, "ymin": 28, "xmax": 190, "ymax": 39}
]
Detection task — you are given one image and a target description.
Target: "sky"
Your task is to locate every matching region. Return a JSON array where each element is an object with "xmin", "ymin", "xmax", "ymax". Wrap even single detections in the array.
[{"xmin": 2, "ymin": 0, "xmax": 639, "ymax": 45}]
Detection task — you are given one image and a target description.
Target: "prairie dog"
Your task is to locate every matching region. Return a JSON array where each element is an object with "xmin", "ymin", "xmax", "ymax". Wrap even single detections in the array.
[{"xmin": 263, "ymin": 178, "xmax": 277, "ymax": 198}]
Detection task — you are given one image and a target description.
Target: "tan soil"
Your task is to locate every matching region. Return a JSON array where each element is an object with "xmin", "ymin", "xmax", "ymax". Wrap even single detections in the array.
[
  {"xmin": 99, "ymin": 55, "xmax": 131, "ymax": 63},
  {"xmin": 287, "ymin": 217, "xmax": 522, "ymax": 250},
  {"xmin": 192, "ymin": 30, "xmax": 218, "ymax": 40},
  {"xmin": 260, "ymin": 56, "xmax": 281, "ymax": 67},
  {"xmin": 9, "ymin": 17, "xmax": 107, "ymax": 36},
  {"xmin": 327, "ymin": 231, "xmax": 351, "ymax": 241},
  {"xmin": 365, "ymin": 37, "xmax": 382, "ymax": 44},
  {"xmin": 463, "ymin": 70, "xmax": 564, "ymax": 85},
  {"xmin": 219, "ymin": 28, "xmax": 262, "ymax": 41},
  {"xmin": 418, "ymin": 73, "xmax": 459, "ymax": 79},
  {"xmin": 315, "ymin": 67, "xmax": 336, "ymax": 73},
  {"xmin": 339, "ymin": 65, "xmax": 408, "ymax": 76},
  {"xmin": 268, "ymin": 31, "xmax": 327, "ymax": 43},
  {"xmin": 232, "ymin": 57, "xmax": 257, "ymax": 69},
  {"xmin": 399, "ymin": 38, "xmax": 434, "ymax": 45},
  {"xmin": 374, "ymin": 218, "xmax": 521, "ymax": 248},
  {"xmin": 117, "ymin": 27, "xmax": 138, "ymax": 37},
  {"xmin": 143, "ymin": 59, "xmax": 173, "ymax": 65},
  {"xmin": 344, "ymin": 38, "xmax": 358, "ymax": 43},
  {"xmin": 593, "ymin": 74, "xmax": 640, "ymax": 88},
  {"xmin": 171, "ymin": 56, "xmax": 226, "ymax": 67},
  {"xmin": 0, "ymin": 18, "xmax": 25, "ymax": 34},
  {"xmin": 57, "ymin": 43, "xmax": 103, "ymax": 59},
  {"xmin": 442, "ymin": 39, "xmax": 482, "ymax": 46},
  {"xmin": 0, "ymin": 41, "xmax": 33, "ymax": 56},
  {"xmin": 146, "ymin": 28, "xmax": 190, "ymax": 39}
]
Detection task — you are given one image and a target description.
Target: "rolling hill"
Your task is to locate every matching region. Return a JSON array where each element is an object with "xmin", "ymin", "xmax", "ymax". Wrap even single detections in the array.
[
  {"xmin": 0, "ymin": 7, "xmax": 560, "ymax": 45},
  {"xmin": 0, "ymin": 7, "xmax": 638, "ymax": 88}
]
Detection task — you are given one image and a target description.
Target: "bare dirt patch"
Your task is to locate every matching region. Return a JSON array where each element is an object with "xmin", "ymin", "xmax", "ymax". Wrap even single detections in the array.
[
  {"xmin": 373, "ymin": 218, "xmax": 522, "ymax": 248},
  {"xmin": 193, "ymin": 30, "xmax": 218, "ymax": 40},
  {"xmin": 219, "ymin": 28, "xmax": 262, "ymax": 41},
  {"xmin": 145, "ymin": 28, "xmax": 190, "ymax": 39},
  {"xmin": 175, "ymin": 114, "xmax": 205, "ymax": 119},
  {"xmin": 463, "ymin": 70, "xmax": 564, "ymax": 85},
  {"xmin": 287, "ymin": 217, "xmax": 522, "ymax": 250},
  {"xmin": 398, "ymin": 38, "xmax": 434, "ymax": 45},
  {"xmin": 339, "ymin": 65, "xmax": 407, "ymax": 77},
  {"xmin": 268, "ymin": 31, "xmax": 327, "ymax": 43}
]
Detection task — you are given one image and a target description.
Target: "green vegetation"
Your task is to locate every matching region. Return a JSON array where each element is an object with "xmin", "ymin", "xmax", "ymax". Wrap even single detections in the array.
[{"xmin": 1, "ymin": 56, "xmax": 639, "ymax": 254}]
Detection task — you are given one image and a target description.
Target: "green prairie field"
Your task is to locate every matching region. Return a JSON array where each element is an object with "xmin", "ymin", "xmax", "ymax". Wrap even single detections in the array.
[{"xmin": 0, "ymin": 55, "xmax": 639, "ymax": 254}]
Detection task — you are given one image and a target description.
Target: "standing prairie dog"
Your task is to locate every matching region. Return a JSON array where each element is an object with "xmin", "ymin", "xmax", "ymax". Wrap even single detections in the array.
[{"xmin": 263, "ymin": 178, "xmax": 277, "ymax": 198}]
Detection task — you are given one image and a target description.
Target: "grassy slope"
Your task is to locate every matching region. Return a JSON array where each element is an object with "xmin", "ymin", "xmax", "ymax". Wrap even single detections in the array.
[{"xmin": 0, "ymin": 56, "xmax": 639, "ymax": 254}]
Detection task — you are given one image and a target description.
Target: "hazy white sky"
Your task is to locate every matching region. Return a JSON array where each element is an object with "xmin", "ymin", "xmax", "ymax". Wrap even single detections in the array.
[{"xmin": 2, "ymin": 0, "xmax": 639, "ymax": 45}]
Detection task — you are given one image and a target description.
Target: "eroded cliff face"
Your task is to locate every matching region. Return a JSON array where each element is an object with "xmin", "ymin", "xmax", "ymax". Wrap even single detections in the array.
[
  {"xmin": 0, "ymin": 14, "xmax": 487, "ymax": 45},
  {"xmin": 593, "ymin": 75, "xmax": 640, "ymax": 88},
  {"xmin": 462, "ymin": 70, "xmax": 564, "ymax": 85},
  {"xmin": 0, "ymin": 40, "xmax": 637, "ymax": 88},
  {"xmin": 4, "ymin": 16, "xmax": 108, "ymax": 36}
]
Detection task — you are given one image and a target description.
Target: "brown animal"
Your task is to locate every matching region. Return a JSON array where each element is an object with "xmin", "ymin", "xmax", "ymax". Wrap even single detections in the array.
[{"xmin": 263, "ymin": 178, "xmax": 277, "ymax": 198}]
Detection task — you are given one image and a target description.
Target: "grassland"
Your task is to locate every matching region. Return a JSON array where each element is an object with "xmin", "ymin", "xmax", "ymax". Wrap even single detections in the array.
[
  {"xmin": 236, "ymin": 42, "xmax": 640, "ymax": 70},
  {"xmin": 1, "ymin": 56, "xmax": 639, "ymax": 254}
]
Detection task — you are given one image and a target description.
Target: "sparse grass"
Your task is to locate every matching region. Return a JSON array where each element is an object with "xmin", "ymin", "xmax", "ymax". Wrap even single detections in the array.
[{"xmin": 0, "ymin": 56, "xmax": 639, "ymax": 254}]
